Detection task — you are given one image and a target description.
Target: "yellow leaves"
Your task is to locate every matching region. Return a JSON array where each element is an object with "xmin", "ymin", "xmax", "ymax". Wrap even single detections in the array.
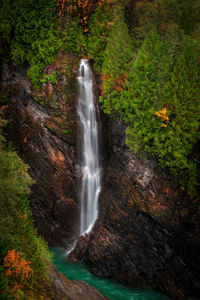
[
  {"xmin": 155, "ymin": 107, "xmax": 170, "ymax": 127},
  {"xmin": 100, "ymin": 32, "xmax": 105, "ymax": 39},
  {"xmin": 107, "ymin": 21, "xmax": 114, "ymax": 27}
]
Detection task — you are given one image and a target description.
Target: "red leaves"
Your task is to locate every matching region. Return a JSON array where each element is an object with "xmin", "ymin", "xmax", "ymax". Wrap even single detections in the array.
[
  {"xmin": 100, "ymin": 73, "xmax": 110, "ymax": 95},
  {"xmin": 165, "ymin": 188, "xmax": 170, "ymax": 194},
  {"xmin": 114, "ymin": 74, "xmax": 126, "ymax": 92}
]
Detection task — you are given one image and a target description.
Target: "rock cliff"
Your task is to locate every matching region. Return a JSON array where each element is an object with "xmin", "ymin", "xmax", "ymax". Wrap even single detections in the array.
[
  {"xmin": 1, "ymin": 54, "xmax": 79, "ymax": 247},
  {"xmin": 71, "ymin": 118, "xmax": 200, "ymax": 299}
]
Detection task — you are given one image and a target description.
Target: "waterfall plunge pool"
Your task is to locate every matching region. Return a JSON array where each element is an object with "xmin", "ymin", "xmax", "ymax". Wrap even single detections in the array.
[{"xmin": 51, "ymin": 247, "xmax": 171, "ymax": 300}]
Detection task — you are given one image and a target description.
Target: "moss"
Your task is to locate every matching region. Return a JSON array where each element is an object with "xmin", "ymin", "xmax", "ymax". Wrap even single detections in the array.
[
  {"xmin": 0, "ymin": 95, "xmax": 10, "ymax": 105},
  {"xmin": 40, "ymin": 71, "xmax": 59, "ymax": 85},
  {"xmin": 45, "ymin": 125, "xmax": 56, "ymax": 133},
  {"xmin": 62, "ymin": 128, "xmax": 71, "ymax": 135},
  {"xmin": 34, "ymin": 94, "xmax": 45, "ymax": 106}
]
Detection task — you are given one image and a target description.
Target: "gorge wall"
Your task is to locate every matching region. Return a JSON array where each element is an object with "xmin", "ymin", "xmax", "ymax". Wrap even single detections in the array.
[
  {"xmin": 1, "ymin": 54, "xmax": 79, "ymax": 247},
  {"xmin": 75, "ymin": 116, "xmax": 200, "ymax": 299},
  {"xmin": 1, "ymin": 58, "xmax": 200, "ymax": 300}
]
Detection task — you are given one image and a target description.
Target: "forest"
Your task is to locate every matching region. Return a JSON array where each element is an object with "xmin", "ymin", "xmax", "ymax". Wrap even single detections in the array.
[{"xmin": 0, "ymin": 0, "xmax": 200, "ymax": 299}]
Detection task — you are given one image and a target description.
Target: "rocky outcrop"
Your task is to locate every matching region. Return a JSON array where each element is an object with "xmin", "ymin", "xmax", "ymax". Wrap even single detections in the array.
[
  {"xmin": 68, "ymin": 234, "xmax": 90, "ymax": 263},
  {"xmin": 72, "ymin": 118, "xmax": 200, "ymax": 299},
  {"xmin": 0, "ymin": 54, "xmax": 80, "ymax": 247},
  {"xmin": 49, "ymin": 264, "xmax": 107, "ymax": 300}
]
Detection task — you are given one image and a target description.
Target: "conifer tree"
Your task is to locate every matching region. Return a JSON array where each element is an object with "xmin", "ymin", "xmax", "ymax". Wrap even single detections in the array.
[
  {"xmin": 153, "ymin": 45, "xmax": 200, "ymax": 194},
  {"xmin": 125, "ymin": 30, "xmax": 171, "ymax": 151},
  {"xmin": 99, "ymin": 13, "xmax": 134, "ymax": 114}
]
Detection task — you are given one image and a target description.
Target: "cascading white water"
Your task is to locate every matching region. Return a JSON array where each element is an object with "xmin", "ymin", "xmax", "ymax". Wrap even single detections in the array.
[{"xmin": 77, "ymin": 59, "xmax": 101, "ymax": 236}]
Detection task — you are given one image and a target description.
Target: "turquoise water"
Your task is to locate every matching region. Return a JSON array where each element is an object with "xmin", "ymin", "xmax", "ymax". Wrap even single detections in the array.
[{"xmin": 51, "ymin": 247, "xmax": 171, "ymax": 300}]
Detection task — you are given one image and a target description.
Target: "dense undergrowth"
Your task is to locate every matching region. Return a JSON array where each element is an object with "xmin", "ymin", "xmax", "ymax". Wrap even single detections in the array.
[{"xmin": 0, "ymin": 0, "xmax": 200, "ymax": 296}]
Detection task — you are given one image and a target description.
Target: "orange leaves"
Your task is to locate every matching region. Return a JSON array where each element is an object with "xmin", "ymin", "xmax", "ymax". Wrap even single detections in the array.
[
  {"xmin": 19, "ymin": 214, "xmax": 28, "ymax": 220},
  {"xmin": 3, "ymin": 249, "xmax": 32, "ymax": 282},
  {"xmin": 54, "ymin": 0, "xmax": 104, "ymax": 30},
  {"xmin": 155, "ymin": 107, "xmax": 170, "ymax": 127},
  {"xmin": 114, "ymin": 74, "xmax": 126, "ymax": 92},
  {"xmin": 100, "ymin": 73, "xmax": 110, "ymax": 95},
  {"xmin": 101, "ymin": 73, "xmax": 126, "ymax": 95},
  {"xmin": 78, "ymin": 0, "xmax": 89, "ymax": 9}
]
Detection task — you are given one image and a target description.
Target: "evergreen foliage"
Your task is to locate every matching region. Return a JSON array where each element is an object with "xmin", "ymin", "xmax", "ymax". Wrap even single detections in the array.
[
  {"xmin": 98, "ymin": 1, "xmax": 200, "ymax": 196},
  {"xmin": 0, "ymin": 0, "xmax": 87, "ymax": 87},
  {"xmin": 99, "ymin": 14, "xmax": 134, "ymax": 114},
  {"xmin": 87, "ymin": 0, "xmax": 126, "ymax": 72},
  {"xmin": 124, "ymin": 30, "xmax": 172, "ymax": 149}
]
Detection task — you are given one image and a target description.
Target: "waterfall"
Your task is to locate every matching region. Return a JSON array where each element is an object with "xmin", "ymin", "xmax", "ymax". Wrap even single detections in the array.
[{"xmin": 77, "ymin": 59, "xmax": 101, "ymax": 236}]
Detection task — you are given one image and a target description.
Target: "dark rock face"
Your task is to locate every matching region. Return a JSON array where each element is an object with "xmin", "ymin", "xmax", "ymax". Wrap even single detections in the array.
[
  {"xmin": 1, "ymin": 56, "xmax": 80, "ymax": 247},
  {"xmin": 78, "ymin": 118, "xmax": 200, "ymax": 299},
  {"xmin": 68, "ymin": 234, "xmax": 90, "ymax": 263},
  {"xmin": 49, "ymin": 264, "xmax": 107, "ymax": 300}
]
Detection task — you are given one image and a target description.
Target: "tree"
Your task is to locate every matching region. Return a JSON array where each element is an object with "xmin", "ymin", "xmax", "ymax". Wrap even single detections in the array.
[
  {"xmin": 99, "ymin": 13, "xmax": 134, "ymax": 114},
  {"xmin": 125, "ymin": 30, "xmax": 171, "ymax": 151},
  {"xmin": 153, "ymin": 44, "xmax": 200, "ymax": 194}
]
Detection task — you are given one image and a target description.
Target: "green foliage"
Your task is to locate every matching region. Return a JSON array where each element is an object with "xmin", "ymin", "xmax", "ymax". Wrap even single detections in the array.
[
  {"xmin": 0, "ymin": 0, "xmax": 87, "ymax": 87},
  {"xmin": 0, "ymin": 0, "xmax": 62, "ymax": 87},
  {"xmin": 178, "ymin": 0, "xmax": 200, "ymax": 35},
  {"xmin": 99, "ymin": 2, "xmax": 200, "ymax": 196},
  {"xmin": 28, "ymin": 28, "xmax": 62, "ymax": 87},
  {"xmin": 40, "ymin": 72, "xmax": 58, "ymax": 85},
  {"xmin": 135, "ymin": 0, "xmax": 181, "ymax": 37},
  {"xmin": 99, "ymin": 14, "xmax": 134, "ymax": 114},
  {"xmin": 124, "ymin": 30, "xmax": 172, "ymax": 144},
  {"xmin": 87, "ymin": 0, "xmax": 123, "ymax": 72},
  {"xmin": 62, "ymin": 19, "xmax": 87, "ymax": 55},
  {"xmin": 0, "ymin": 110, "xmax": 51, "ymax": 298},
  {"xmin": 125, "ymin": 39, "xmax": 200, "ymax": 196}
]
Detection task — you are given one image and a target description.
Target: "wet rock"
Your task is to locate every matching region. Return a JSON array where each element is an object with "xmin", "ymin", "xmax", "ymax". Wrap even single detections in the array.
[
  {"xmin": 68, "ymin": 234, "xmax": 89, "ymax": 263},
  {"xmin": 49, "ymin": 264, "xmax": 107, "ymax": 300}
]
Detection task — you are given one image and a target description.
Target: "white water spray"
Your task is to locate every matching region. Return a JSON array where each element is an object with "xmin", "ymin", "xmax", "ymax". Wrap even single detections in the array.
[{"xmin": 77, "ymin": 59, "xmax": 101, "ymax": 236}]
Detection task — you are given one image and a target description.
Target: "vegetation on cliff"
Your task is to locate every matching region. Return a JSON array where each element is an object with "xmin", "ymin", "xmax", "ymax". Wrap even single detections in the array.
[
  {"xmin": 98, "ymin": 0, "xmax": 200, "ymax": 196},
  {"xmin": 0, "ymin": 0, "xmax": 199, "ymax": 297},
  {"xmin": 0, "ymin": 107, "xmax": 52, "ymax": 299}
]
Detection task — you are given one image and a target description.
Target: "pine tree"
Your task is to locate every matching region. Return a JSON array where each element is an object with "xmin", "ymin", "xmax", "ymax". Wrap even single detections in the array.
[
  {"xmin": 99, "ymin": 13, "xmax": 134, "ymax": 114},
  {"xmin": 125, "ymin": 30, "xmax": 171, "ymax": 152},
  {"xmin": 153, "ymin": 44, "xmax": 200, "ymax": 194}
]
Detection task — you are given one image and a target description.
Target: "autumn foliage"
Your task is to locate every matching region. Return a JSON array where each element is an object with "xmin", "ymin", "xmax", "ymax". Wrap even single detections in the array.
[
  {"xmin": 54, "ymin": 0, "xmax": 105, "ymax": 30},
  {"xmin": 3, "ymin": 249, "xmax": 32, "ymax": 282},
  {"xmin": 154, "ymin": 107, "xmax": 170, "ymax": 127}
]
